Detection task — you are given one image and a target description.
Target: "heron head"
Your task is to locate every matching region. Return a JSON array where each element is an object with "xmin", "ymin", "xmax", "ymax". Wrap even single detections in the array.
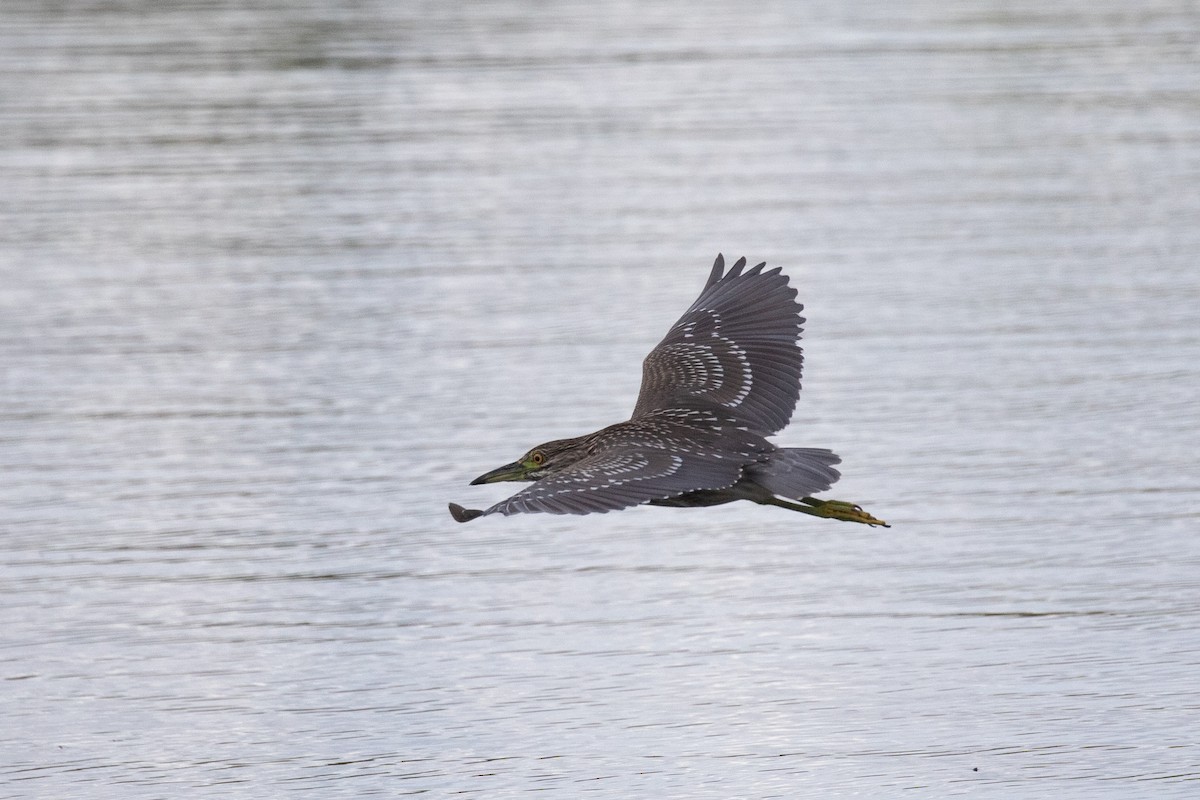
[{"xmin": 469, "ymin": 437, "xmax": 587, "ymax": 484}]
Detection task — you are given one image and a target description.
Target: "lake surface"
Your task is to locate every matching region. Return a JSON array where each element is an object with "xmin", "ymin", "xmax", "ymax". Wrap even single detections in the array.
[{"xmin": 2, "ymin": 1, "xmax": 1199, "ymax": 797}]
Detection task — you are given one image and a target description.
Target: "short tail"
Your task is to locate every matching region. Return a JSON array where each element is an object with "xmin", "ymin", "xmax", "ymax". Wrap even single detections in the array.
[{"xmin": 747, "ymin": 448, "xmax": 842, "ymax": 499}]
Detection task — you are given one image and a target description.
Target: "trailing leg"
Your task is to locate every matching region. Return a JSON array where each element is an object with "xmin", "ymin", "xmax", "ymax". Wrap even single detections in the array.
[{"xmin": 758, "ymin": 496, "xmax": 890, "ymax": 527}]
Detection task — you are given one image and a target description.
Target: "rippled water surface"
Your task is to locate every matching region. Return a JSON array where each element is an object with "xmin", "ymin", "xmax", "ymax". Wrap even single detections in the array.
[{"xmin": 3, "ymin": 1, "xmax": 1199, "ymax": 797}]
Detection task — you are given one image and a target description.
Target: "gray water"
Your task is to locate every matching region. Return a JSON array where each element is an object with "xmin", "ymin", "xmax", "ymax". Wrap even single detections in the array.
[{"xmin": 2, "ymin": 1, "xmax": 1199, "ymax": 797}]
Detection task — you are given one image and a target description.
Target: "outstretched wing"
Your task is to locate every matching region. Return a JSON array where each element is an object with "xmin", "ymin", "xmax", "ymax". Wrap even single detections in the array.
[
  {"xmin": 631, "ymin": 254, "xmax": 805, "ymax": 437},
  {"xmin": 476, "ymin": 409, "xmax": 771, "ymax": 518},
  {"xmin": 478, "ymin": 446, "xmax": 743, "ymax": 517}
]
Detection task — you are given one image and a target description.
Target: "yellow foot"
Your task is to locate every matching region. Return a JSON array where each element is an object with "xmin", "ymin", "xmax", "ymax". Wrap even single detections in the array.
[{"xmin": 801, "ymin": 497, "xmax": 890, "ymax": 528}]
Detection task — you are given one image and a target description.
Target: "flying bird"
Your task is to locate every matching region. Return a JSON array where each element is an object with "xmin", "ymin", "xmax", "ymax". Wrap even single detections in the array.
[{"xmin": 450, "ymin": 254, "xmax": 887, "ymax": 527}]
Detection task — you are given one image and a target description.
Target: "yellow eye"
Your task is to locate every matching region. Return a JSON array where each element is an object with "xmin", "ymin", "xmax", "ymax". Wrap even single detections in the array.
[{"xmin": 530, "ymin": 451, "xmax": 545, "ymax": 466}]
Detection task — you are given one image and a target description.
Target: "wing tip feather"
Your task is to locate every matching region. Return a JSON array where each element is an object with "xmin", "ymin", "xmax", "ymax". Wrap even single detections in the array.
[
  {"xmin": 705, "ymin": 253, "xmax": 725, "ymax": 290},
  {"xmin": 449, "ymin": 503, "xmax": 485, "ymax": 523}
]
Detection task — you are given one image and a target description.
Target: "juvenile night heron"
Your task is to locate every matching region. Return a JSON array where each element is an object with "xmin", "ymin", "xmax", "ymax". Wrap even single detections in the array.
[{"xmin": 449, "ymin": 254, "xmax": 888, "ymax": 527}]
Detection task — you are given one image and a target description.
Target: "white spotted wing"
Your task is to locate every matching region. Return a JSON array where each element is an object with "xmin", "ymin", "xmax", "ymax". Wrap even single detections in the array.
[
  {"xmin": 631, "ymin": 255, "xmax": 805, "ymax": 437},
  {"xmin": 480, "ymin": 409, "xmax": 770, "ymax": 517}
]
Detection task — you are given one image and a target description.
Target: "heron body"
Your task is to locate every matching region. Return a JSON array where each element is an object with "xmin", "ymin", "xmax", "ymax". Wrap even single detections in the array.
[{"xmin": 450, "ymin": 255, "xmax": 887, "ymax": 527}]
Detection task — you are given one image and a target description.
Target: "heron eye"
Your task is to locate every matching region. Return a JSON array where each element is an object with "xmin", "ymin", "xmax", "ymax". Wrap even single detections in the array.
[{"xmin": 530, "ymin": 451, "xmax": 545, "ymax": 466}]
